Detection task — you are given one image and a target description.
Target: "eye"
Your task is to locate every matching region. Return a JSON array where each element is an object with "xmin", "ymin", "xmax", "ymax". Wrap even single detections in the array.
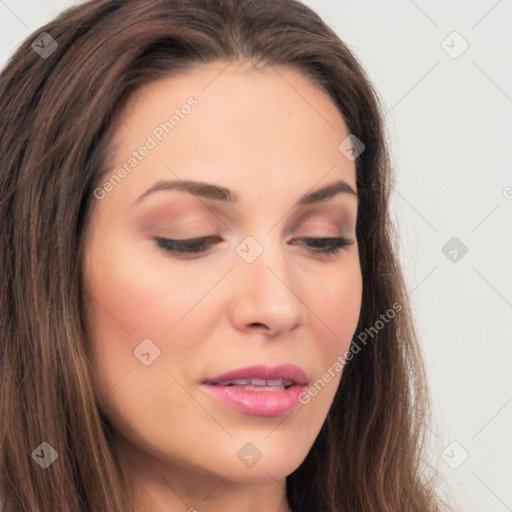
[
  {"xmin": 155, "ymin": 236, "xmax": 220, "ymax": 255},
  {"xmin": 291, "ymin": 236, "xmax": 354, "ymax": 255},
  {"xmin": 154, "ymin": 235, "xmax": 354, "ymax": 257}
]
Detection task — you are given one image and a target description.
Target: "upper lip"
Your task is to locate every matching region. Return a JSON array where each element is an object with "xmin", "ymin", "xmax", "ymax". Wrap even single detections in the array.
[{"xmin": 202, "ymin": 364, "xmax": 309, "ymax": 386}]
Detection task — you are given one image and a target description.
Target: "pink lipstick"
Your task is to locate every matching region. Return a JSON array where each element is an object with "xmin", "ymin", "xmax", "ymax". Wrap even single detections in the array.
[{"xmin": 201, "ymin": 364, "xmax": 309, "ymax": 417}]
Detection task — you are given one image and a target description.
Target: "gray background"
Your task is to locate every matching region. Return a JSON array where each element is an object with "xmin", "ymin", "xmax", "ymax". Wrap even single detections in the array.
[{"xmin": 1, "ymin": 1, "xmax": 511, "ymax": 510}]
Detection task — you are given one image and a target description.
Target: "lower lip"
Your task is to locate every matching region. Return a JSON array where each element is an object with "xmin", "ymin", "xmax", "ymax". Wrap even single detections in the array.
[{"xmin": 201, "ymin": 384, "xmax": 306, "ymax": 417}]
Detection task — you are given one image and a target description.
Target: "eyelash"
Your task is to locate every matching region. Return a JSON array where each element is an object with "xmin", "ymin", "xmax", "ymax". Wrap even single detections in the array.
[{"xmin": 154, "ymin": 235, "xmax": 354, "ymax": 257}]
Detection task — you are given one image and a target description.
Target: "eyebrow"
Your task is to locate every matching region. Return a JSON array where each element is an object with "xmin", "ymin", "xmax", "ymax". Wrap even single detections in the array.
[{"xmin": 135, "ymin": 178, "xmax": 357, "ymax": 207}]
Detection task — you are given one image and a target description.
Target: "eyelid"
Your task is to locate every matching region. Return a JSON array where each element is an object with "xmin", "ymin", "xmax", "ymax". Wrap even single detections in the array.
[
  {"xmin": 295, "ymin": 224, "xmax": 340, "ymax": 237},
  {"xmin": 155, "ymin": 235, "xmax": 220, "ymax": 254},
  {"xmin": 154, "ymin": 235, "xmax": 354, "ymax": 257},
  {"xmin": 290, "ymin": 204, "xmax": 354, "ymax": 227}
]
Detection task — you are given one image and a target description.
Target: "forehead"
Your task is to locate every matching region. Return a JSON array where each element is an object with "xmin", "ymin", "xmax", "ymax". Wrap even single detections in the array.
[{"xmin": 105, "ymin": 61, "xmax": 356, "ymax": 206}]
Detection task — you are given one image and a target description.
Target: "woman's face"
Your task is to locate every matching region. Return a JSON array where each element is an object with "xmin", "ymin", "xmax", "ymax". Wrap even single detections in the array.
[{"xmin": 82, "ymin": 61, "xmax": 362, "ymax": 489}]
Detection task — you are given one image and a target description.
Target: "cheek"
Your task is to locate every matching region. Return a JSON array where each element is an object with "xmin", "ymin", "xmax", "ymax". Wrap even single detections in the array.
[
  {"xmin": 82, "ymin": 239, "xmax": 214, "ymax": 445},
  {"xmin": 83, "ymin": 236, "xmax": 203, "ymax": 339},
  {"xmin": 308, "ymin": 261, "xmax": 363, "ymax": 361},
  {"xmin": 290, "ymin": 266, "xmax": 362, "ymax": 454},
  {"xmin": 81, "ymin": 235, "xmax": 195, "ymax": 395}
]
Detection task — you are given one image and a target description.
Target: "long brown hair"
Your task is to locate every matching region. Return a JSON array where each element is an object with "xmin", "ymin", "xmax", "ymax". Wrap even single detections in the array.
[{"xmin": 0, "ymin": 0, "xmax": 442, "ymax": 510}]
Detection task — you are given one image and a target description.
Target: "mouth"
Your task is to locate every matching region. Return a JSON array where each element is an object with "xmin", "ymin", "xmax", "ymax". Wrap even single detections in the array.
[
  {"xmin": 201, "ymin": 364, "xmax": 309, "ymax": 417},
  {"xmin": 206, "ymin": 377, "xmax": 295, "ymax": 391}
]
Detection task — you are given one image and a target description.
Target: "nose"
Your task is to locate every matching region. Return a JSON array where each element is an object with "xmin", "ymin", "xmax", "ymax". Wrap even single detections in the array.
[{"xmin": 228, "ymin": 237, "xmax": 307, "ymax": 338}]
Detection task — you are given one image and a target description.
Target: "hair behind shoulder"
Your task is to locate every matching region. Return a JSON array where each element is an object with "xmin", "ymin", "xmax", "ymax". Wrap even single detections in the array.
[{"xmin": 0, "ymin": 0, "xmax": 443, "ymax": 510}]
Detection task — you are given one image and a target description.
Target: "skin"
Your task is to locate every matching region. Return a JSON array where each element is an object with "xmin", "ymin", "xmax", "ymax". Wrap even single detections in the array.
[{"xmin": 82, "ymin": 60, "xmax": 362, "ymax": 512}]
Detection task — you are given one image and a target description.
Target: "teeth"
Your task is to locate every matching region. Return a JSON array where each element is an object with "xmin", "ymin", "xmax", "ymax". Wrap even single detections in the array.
[
  {"xmin": 217, "ymin": 379, "xmax": 250, "ymax": 386},
  {"xmin": 232, "ymin": 378, "xmax": 250, "ymax": 385},
  {"xmin": 250, "ymin": 385, "xmax": 283, "ymax": 392},
  {"xmin": 214, "ymin": 377, "xmax": 295, "ymax": 388}
]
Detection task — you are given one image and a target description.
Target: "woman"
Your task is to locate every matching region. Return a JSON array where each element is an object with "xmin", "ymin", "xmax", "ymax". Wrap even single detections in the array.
[{"xmin": 0, "ymin": 0, "xmax": 443, "ymax": 510}]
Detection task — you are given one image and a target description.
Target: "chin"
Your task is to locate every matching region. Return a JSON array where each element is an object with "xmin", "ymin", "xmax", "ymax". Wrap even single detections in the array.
[{"xmin": 199, "ymin": 439, "xmax": 309, "ymax": 483}]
